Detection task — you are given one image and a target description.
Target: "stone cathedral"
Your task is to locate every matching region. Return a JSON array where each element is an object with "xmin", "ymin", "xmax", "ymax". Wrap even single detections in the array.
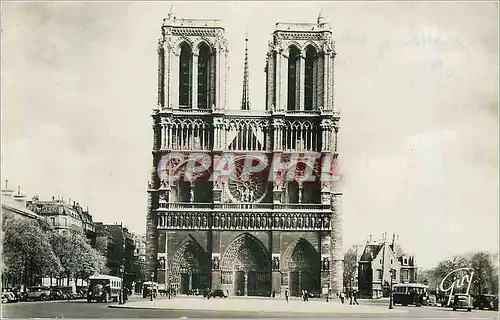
[{"xmin": 146, "ymin": 11, "xmax": 343, "ymax": 297}]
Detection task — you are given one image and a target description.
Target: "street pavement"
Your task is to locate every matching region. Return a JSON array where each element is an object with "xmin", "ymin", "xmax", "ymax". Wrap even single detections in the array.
[{"xmin": 2, "ymin": 295, "xmax": 499, "ymax": 319}]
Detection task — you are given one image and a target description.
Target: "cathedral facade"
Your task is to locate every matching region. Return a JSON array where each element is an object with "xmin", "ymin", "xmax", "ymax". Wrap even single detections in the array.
[{"xmin": 145, "ymin": 11, "xmax": 343, "ymax": 297}]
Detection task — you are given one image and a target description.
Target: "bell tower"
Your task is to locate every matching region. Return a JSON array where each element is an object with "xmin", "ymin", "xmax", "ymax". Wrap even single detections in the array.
[
  {"xmin": 158, "ymin": 12, "xmax": 229, "ymax": 111},
  {"xmin": 265, "ymin": 12, "xmax": 335, "ymax": 112}
]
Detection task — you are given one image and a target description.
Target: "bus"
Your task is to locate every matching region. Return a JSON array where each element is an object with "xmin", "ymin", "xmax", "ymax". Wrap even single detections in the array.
[
  {"xmin": 392, "ymin": 283, "xmax": 428, "ymax": 307},
  {"xmin": 87, "ymin": 275, "xmax": 122, "ymax": 303},
  {"xmin": 142, "ymin": 281, "xmax": 158, "ymax": 298}
]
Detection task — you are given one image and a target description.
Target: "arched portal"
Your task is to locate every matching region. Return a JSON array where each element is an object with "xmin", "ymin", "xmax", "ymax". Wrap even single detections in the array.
[
  {"xmin": 281, "ymin": 238, "xmax": 321, "ymax": 297},
  {"xmin": 169, "ymin": 236, "xmax": 210, "ymax": 294},
  {"xmin": 220, "ymin": 233, "xmax": 271, "ymax": 296}
]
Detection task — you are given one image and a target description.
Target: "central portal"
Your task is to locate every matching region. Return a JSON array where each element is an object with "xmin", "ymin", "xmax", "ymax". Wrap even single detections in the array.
[{"xmin": 220, "ymin": 233, "xmax": 271, "ymax": 296}]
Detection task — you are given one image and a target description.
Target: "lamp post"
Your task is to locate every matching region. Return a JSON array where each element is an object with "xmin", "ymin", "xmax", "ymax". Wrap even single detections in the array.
[
  {"xmin": 389, "ymin": 269, "xmax": 395, "ymax": 310},
  {"xmin": 119, "ymin": 265, "xmax": 125, "ymax": 305},
  {"xmin": 150, "ymin": 272, "xmax": 154, "ymax": 302}
]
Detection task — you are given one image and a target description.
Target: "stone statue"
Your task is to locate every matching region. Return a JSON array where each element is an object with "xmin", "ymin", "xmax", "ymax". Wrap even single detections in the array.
[
  {"xmin": 212, "ymin": 257, "xmax": 220, "ymax": 270},
  {"xmin": 250, "ymin": 216, "xmax": 255, "ymax": 228},
  {"xmin": 256, "ymin": 215, "xmax": 261, "ymax": 228},
  {"xmin": 323, "ymin": 216, "xmax": 329, "ymax": 228},
  {"xmin": 202, "ymin": 215, "xmax": 207, "ymax": 228},
  {"xmin": 221, "ymin": 215, "xmax": 225, "ymax": 228},
  {"xmin": 292, "ymin": 216, "xmax": 298, "ymax": 229},
  {"xmin": 197, "ymin": 216, "xmax": 201, "ymax": 228},
  {"xmin": 272, "ymin": 257, "xmax": 280, "ymax": 271},
  {"xmin": 244, "ymin": 215, "xmax": 249, "ymax": 228},
  {"xmin": 190, "ymin": 188, "xmax": 194, "ymax": 202},
  {"xmin": 274, "ymin": 216, "xmax": 279, "ymax": 228}
]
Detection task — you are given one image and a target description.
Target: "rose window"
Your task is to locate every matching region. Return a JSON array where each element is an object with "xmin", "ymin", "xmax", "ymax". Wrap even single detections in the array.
[{"xmin": 227, "ymin": 158, "xmax": 267, "ymax": 203}]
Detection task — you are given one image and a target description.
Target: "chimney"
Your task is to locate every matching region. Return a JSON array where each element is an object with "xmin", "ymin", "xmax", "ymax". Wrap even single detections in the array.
[
  {"xmin": 392, "ymin": 233, "xmax": 395, "ymax": 246},
  {"xmin": 17, "ymin": 185, "xmax": 20, "ymax": 194},
  {"xmin": 369, "ymin": 234, "xmax": 373, "ymax": 243},
  {"xmin": 52, "ymin": 196, "xmax": 55, "ymax": 201},
  {"xmin": 5, "ymin": 179, "xmax": 8, "ymax": 190}
]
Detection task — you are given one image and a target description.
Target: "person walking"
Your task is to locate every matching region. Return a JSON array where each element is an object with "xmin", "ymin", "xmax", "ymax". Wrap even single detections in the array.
[
  {"xmin": 339, "ymin": 291, "xmax": 345, "ymax": 304},
  {"xmin": 285, "ymin": 288, "xmax": 289, "ymax": 303},
  {"xmin": 353, "ymin": 290, "xmax": 359, "ymax": 305}
]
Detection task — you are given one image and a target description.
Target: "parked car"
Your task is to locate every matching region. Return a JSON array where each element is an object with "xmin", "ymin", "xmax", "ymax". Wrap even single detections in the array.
[
  {"xmin": 426, "ymin": 294, "xmax": 438, "ymax": 307},
  {"xmin": 210, "ymin": 289, "xmax": 227, "ymax": 298},
  {"xmin": 26, "ymin": 286, "xmax": 51, "ymax": 301},
  {"xmin": 452, "ymin": 294, "xmax": 472, "ymax": 312},
  {"xmin": 188, "ymin": 288, "xmax": 201, "ymax": 296},
  {"xmin": 1, "ymin": 291, "xmax": 18, "ymax": 304},
  {"xmin": 473, "ymin": 294, "xmax": 498, "ymax": 311}
]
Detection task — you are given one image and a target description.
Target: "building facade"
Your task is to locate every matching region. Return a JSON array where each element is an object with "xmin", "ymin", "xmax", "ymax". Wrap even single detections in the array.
[
  {"xmin": 1, "ymin": 182, "xmax": 42, "ymax": 221},
  {"xmin": 94, "ymin": 223, "xmax": 136, "ymax": 287},
  {"xmin": 146, "ymin": 12, "xmax": 343, "ymax": 297},
  {"xmin": 358, "ymin": 233, "xmax": 418, "ymax": 298},
  {"xmin": 27, "ymin": 197, "xmax": 96, "ymax": 246}
]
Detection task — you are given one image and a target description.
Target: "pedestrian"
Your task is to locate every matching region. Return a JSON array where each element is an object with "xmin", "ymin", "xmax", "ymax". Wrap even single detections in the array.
[
  {"xmin": 285, "ymin": 288, "xmax": 289, "ymax": 303},
  {"xmin": 272, "ymin": 290, "xmax": 276, "ymax": 298},
  {"xmin": 353, "ymin": 290, "xmax": 359, "ymax": 305},
  {"xmin": 305, "ymin": 290, "xmax": 309, "ymax": 302},
  {"xmin": 339, "ymin": 291, "xmax": 345, "ymax": 304}
]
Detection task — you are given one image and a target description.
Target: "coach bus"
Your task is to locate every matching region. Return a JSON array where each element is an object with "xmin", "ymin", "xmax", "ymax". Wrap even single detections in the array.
[
  {"xmin": 392, "ymin": 283, "xmax": 428, "ymax": 306},
  {"xmin": 87, "ymin": 275, "xmax": 122, "ymax": 303}
]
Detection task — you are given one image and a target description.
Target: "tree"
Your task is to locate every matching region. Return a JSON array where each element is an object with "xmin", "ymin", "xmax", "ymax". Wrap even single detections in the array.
[
  {"xmin": 2, "ymin": 214, "xmax": 62, "ymax": 286},
  {"xmin": 469, "ymin": 252, "xmax": 497, "ymax": 294},
  {"xmin": 50, "ymin": 227, "xmax": 109, "ymax": 285},
  {"xmin": 343, "ymin": 248, "xmax": 358, "ymax": 292}
]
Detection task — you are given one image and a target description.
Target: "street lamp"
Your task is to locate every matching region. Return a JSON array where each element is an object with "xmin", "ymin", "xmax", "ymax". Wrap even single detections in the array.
[
  {"xmin": 119, "ymin": 265, "xmax": 125, "ymax": 305},
  {"xmin": 389, "ymin": 269, "xmax": 395, "ymax": 310},
  {"xmin": 150, "ymin": 272, "xmax": 154, "ymax": 302}
]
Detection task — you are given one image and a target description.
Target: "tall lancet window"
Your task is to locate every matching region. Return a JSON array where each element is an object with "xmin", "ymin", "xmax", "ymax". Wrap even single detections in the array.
[
  {"xmin": 287, "ymin": 46, "xmax": 300, "ymax": 111},
  {"xmin": 304, "ymin": 46, "xmax": 318, "ymax": 111},
  {"xmin": 179, "ymin": 42, "xmax": 192, "ymax": 108},
  {"xmin": 197, "ymin": 43, "xmax": 210, "ymax": 109}
]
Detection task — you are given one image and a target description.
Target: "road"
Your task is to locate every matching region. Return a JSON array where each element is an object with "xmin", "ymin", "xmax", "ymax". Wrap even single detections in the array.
[{"xmin": 2, "ymin": 296, "xmax": 498, "ymax": 319}]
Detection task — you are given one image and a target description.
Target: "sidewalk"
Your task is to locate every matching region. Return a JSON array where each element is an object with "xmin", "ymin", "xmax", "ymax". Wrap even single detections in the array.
[{"xmin": 109, "ymin": 296, "xmax": 408, "ymax": 314}]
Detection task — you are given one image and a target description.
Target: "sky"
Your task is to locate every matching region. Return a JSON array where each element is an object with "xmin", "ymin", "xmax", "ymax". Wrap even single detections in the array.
[{"xmin": 1, "ymin": 1, "xmax": 498, "ymax": 269}]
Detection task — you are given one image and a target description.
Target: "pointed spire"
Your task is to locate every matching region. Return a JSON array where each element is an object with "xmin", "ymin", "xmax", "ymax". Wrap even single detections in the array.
[
  {"xmin": 317, "ymin": 7, "xmax": 329, "ymax": 26},
  {"xmin": 241, "ymin": 28, "xmax": 250, "ymax": 111},
  {"xmin": 167, "ymin": 4, "xmax": 175, "ymax": 19}
]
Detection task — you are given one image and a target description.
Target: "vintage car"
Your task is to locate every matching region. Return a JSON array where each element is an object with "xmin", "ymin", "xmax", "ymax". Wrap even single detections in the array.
[
  {"xmin": 26, "ymin": 286, "xmax": 51, "ymax": 301},
  {"xmin": 473, "ymin": 294, "xmax": 499, "ymax": 311},
  {"xmin": 1, "ymin": 291, "xmax": 18, "ymax": 304},
  {"xmin": 210, "ymin": 289, "xmax": 228, "ymax": 298},
  {"xmin": 452, "ymin": 294, "xmax": 472, "ymax": 312}
]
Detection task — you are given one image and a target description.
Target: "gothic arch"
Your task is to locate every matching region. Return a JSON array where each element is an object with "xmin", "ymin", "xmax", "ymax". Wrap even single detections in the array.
[
  {"xmin": 178, "ymin": 41, "xmax": 193, "ymax": 108},
  {"xmin": 169, "ymin": 235, "xmax": 210, "ymax": 274},
  {"xmin": 287, "ymin": 45, "xmax": 301, "ymax": 111},
  {"xmin": 169, "ymin": 235, "xmax": 211, "ymax": 293},
  {"xmin": 220, "ymin": 233, "xmax": 270, "ymax": 272},
  {"xmin": 301, "ymin": 42, "xmax": 321, "ymax": 57},
  {"xmin": 171, "ymin": 118, "xmax": 211, "ymax": 150},
  {"xmin": 282, "ymin": 119, "xmax": 319, "ymax": 152},
  {"xmin": 174, "ymin": 38, "xmax": 195, "ymax": 54},
  {"xmin": 281, "ymin": 238, "xmax": 320, "ymax": 272},
  {"xmin": 285, "ymin": 41, "xmax": 302, "ymax": 55},
  {"xmin": 195, "ymin": 39, "xmax": 214, "ymax": 53}
]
